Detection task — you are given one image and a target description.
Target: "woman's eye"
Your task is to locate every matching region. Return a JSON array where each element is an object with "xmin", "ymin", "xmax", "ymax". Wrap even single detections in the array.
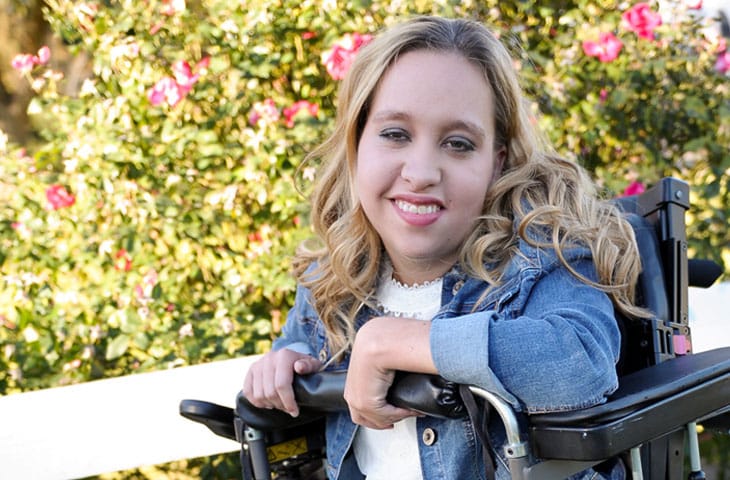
[
  {"xmin": 443, "ymin": 137, "xmax": 476, "ymax": 152},
  {"xmin": 379, "ymin": 129, "xmax": 409, "ymax": 142}
]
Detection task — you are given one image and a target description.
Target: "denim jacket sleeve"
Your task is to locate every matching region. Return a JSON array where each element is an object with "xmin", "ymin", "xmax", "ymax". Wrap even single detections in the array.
[
  {"xmin": 430, "ymin": 252, "xmax": 621, "ymax": 414},
  {"xmin": 271, "ymin": 283, "xmax": 323, "ymax": 359}
]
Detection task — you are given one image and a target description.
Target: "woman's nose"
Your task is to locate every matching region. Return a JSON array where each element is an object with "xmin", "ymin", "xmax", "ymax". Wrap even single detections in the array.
[{"xmin": 400, "ymin": 147, "xmax": 441, "ymax": 190}]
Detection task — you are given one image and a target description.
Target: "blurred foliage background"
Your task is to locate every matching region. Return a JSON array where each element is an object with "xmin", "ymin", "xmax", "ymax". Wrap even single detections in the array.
[{"xmin": 0, "ymin": 0, "xmax": 728, "ymax": 478}]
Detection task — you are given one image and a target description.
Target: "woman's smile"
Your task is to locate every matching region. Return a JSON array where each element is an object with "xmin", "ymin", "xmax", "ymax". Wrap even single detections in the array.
[{"xmin": 392, "ymin": 198, "xmax": 443, "ymax": 226}]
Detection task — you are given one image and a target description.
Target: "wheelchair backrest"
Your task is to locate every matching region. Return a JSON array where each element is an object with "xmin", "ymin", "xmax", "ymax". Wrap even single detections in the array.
[{"xmin": 614, "ymin": 177, "xmax": 692, "ymax": 376}]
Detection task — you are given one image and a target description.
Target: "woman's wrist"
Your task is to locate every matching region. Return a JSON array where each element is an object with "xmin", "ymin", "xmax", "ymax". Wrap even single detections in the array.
[{"xmin": 358, "ymin": 316, "xmax": 437, "ymax": 374}]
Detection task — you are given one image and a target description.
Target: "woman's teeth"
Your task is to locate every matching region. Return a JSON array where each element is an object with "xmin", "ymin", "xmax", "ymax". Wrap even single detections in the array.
[{"xmin": 395, "ymin": 200, "xmax": 441, "ymax": 214}]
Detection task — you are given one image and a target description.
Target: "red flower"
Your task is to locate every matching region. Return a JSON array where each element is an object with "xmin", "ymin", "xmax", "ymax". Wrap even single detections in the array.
[
  {"xmin": 283, "ymin": 100, "xmax": 319, "ymax": 127},
  {"xmin": 716, "ymin": 51, "xmax": 730, "ymax": 74},
  {"xmin": 582, "ymin": 32, "xmax": 623, "ymax": 62},
  {"xmin": 46, "ymin": 184, "xmax": 76, "ymax": 210},
  {"xmin": 114, "ymin": 249, "xmax": 132, "ymax": 272},
  {"xmin": 685, "ymin": 0, "xmax": 702, "ymax": 9},
  {"xmin": 321, "ymin": 32, "xmax": 373, "ymax": 80},
  {"xmin": 622, "ymin": 181, "xmax": 646, "ymax": 197},
  {"xmin": 622, "ymin": 3, "xmax": 662, "ymax": 40}
]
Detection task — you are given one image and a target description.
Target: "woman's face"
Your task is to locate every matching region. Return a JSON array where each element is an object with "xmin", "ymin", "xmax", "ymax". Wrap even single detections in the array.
[{"xmin": 355, "ymin": 49, "xmax": 504, "ymax": 285}]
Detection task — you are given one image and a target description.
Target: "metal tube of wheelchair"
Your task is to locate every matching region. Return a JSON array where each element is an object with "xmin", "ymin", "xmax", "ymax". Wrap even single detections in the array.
[
  {"xmin": 468, "ymin": 385, "xmax": 531, "ymax": 480},
  {"xmin": 686, "ymin": 421, "xmax": 706, "ymax": 480},
  {"xmin": 629, "ymin": 447, "xmax": 643, "ymax": 480},
  {"xmin": 244, "ymin": 426, "xmax": 271, "ymax": 480}
]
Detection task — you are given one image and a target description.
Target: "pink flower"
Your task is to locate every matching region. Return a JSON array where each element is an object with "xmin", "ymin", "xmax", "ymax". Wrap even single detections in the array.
[
  {"xmin": 622, "ymin": 3, "xmax": 662, "ymax": 40},
  {"xmin": 147, "ymin": 57, "xmax": 207, "ymax": 107},
  {"xmin": 196, "ymin": 56, "xmax": 210, "ymax": 71},
  {"xmin": 10, "ymin": 54, "xmax": 36, "ymax": 74},
  {"xmin": 302, "ymin": 31, "xmax": 316, "ymax": 40},
  {"xmin": 716, "ymin": 51, "xmax": 730, "ymax": 74},
  {"xmin": 46, "ymin": 184, "xmax": 76, "ymax": 210},
  {"xmin": 321, "ymin": 32, "xmax": 373, "ymax": 80},
  {"xmin": 685, "ymin": 0, "xmax": 702, "ymax": 9},
  {"xmin": 134, "ymin": 269, "xmax": 158, "ymax": 300},
  {"xmin": 283, "ymin": 100, "xmax": 319, "ymax": 127},
  {"xmin": 600, "ymin": 88, "xmax": 609, "ymax": 103},
  {"xmin": 10, "ymin": 46, "xmax": 51, "ymax": 74},
  {"xmin": 148, "ymin": 77, "xmax": 183, "ymax": 106},
  {"xmin": 622, "ymin": 181, "xmax": 646, "ymax": 197},
  {"xmin": 36, "ymin": 46, "xmax": 51, "ymax": 65},
  {"xmin": 248, "ymin": 98, "xmax": 280, "ymax": 126},
  {"xmin": 582, "ymin": 32, "xmax": 623, "ymax": 62},
  {"xmin": 172, "ymin": 60, "xmax": 198, "ymax": 89}
]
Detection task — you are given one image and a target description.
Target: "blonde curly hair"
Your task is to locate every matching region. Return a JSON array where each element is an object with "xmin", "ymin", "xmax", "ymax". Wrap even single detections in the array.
[{"xmin": 294, "ymin": 16, "xmax": 646, "ymax": 356}]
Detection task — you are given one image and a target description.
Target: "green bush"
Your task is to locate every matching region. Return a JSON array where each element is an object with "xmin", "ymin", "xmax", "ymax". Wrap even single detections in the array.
[{"xmin": 0, "ymin": 0, "xmax": 728, "ymax": 475}]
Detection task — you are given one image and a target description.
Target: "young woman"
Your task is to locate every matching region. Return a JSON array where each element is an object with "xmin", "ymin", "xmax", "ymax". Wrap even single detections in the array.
[{"xmin": 243, "ymin": 16, "xmax": 644, "ymax": 480}]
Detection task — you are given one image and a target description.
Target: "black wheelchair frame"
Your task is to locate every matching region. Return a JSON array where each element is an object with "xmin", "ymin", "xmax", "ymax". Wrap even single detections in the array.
[{"xmin": 180, "ymin": 177, "xmax": 729, "ymax": 479}]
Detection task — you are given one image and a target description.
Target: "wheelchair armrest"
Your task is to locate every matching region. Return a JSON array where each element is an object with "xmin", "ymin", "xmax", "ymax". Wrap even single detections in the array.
[
  {"xmin": 179, "ymin": 399, "xmax": 237, "ymax": 441},
  {"xmin": 528, "ymin": 347, "xmax": 730, "ymax": 461},
  {"xmin": 236, "ymin": 371, "xmax": 466, "ymax": 431},
  {"xmin": 234, "ymin": 372, "xmax": 348, "ymax": 432}
]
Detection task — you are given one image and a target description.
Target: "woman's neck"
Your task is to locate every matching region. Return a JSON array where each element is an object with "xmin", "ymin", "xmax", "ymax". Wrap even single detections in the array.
[{"xmin": 387, "ymin": 256, "xmax": 454, "ymax": 286}]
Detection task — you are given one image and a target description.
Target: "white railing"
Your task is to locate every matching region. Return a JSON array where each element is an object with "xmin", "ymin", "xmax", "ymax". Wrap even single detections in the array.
[{"xmin": 0, "ymin": 355, "xmax": 260, "ymax": 480}]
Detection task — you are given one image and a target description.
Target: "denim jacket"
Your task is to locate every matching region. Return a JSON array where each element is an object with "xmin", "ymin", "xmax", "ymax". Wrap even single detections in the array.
[{"xmin": 273, "ymin": 236, "xmax": 624, "ymax": 480}]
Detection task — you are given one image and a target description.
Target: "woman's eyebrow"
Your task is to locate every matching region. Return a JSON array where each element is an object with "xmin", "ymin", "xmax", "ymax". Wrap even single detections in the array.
[
  {"xmin": 370, "ymin": 109, "xmax": 411, "ymax": 123},
  {"xmin": 443, "ymin": 120, "xmax": 487, "ymax": 140}
]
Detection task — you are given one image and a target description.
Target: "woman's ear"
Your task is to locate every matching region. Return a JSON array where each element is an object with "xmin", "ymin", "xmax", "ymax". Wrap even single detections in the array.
[{"xmin": 491, "ymin": 146, "xmax": 507, "ymax": 185}]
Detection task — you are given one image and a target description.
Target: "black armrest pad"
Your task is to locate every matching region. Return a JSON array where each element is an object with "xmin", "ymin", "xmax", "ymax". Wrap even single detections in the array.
[
  {"xmin": 387, "ymin": 372, "xmax": 465, "ymax": 418},
  {"xmin": 233, "ymin": 371, "xmax": 348, "ymax": 431},
  {"xmin": 236, "ymin": 371, "xmax": 466, "ymax": 431},
  {"xmin": 529, "ymin": 347, "xmax": 730, "ymax": 460},
  {"xmin": 531, "ymin": 347, "xmax": 730, "ymax": 426},
  {"xmin": 179, "ymin": 399, "xmax": 237, "ymax": 441}
]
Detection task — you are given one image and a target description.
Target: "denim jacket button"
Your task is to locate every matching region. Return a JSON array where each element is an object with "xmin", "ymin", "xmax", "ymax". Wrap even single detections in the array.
[
  {"xmin": 318, "ymin": 348, "xmax": 328, "ymax": 363},
  {"xmin": 452, "ymin": 280, "xmax": 464, "ymax": 296},
  {"xmin": 422, "ymin": 428, "xmax": 437, "ymax": 446}
]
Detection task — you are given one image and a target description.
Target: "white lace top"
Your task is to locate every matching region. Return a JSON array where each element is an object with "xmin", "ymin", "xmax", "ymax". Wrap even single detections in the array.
[{"xmin": 353, "ymin": 264, "xmax": 443, "ymax": 479}]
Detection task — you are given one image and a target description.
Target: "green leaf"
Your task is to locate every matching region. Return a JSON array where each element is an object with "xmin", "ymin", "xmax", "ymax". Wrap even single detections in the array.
[{"xmin": 105, "ymin": 334, "xmax": 130, "ymax": 360}]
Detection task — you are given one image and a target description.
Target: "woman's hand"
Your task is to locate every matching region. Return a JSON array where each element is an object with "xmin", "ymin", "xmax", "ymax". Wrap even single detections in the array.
[
  {"xmin": 242, "ymin": 348, "xmax": 322, "ymax": 418},
  {"xmin": 344, "ymin": 317, "xmax": 434, "ymax": 429}
]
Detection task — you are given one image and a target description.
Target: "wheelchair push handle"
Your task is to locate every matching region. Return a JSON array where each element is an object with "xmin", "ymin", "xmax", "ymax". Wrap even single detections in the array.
[{"xmin": 236, "ymin": 370, "xmax": 467, "ymax": 431}]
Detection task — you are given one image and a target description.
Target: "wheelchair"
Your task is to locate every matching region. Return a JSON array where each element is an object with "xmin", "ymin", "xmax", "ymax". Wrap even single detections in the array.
[{"xmin": 180, "ymin": 177, "xmax": 730, "ymax": 479}]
